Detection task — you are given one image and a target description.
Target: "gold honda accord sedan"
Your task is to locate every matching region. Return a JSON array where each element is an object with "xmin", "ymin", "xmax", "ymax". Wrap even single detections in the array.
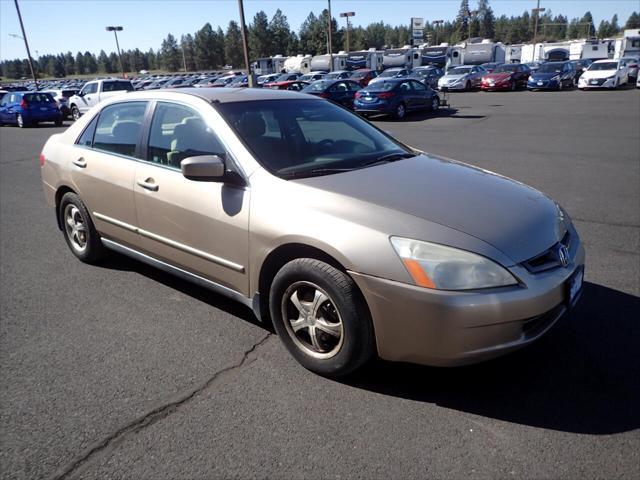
[{"xmin": 40, "ymin": 88, "xmax": 585, "ymax": 376}]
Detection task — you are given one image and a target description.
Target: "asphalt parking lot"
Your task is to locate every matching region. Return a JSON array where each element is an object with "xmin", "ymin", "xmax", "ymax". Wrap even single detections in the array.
[{"xmin": 1, "ymin": 88, "xmax": 638, "ymax": 479}]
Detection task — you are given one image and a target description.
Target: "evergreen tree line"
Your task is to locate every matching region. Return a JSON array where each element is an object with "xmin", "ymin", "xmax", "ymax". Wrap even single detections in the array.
[{"xmin": 2, "ymin": 3, "xmax": 639, "ymax": 79}]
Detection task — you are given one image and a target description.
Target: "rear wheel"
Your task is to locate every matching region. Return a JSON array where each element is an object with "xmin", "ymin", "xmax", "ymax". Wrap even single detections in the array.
[
  {"xmin": 55, "ymin": 118, "xmax": 63, "ymax": 127},
  {"xmin": 59, "ymin": 192, "xmax": 106, "ymax": 264},
  {"xmin": 269, "ymin": 258, "xmax": 375, "ymax": 377},
  {"xmin": 394, "ymin": 102, "xmax": 406, "ymax": 120},
  {"xmin": 16, "ymin": 114, "xmax": 26, "ymax": 128}
]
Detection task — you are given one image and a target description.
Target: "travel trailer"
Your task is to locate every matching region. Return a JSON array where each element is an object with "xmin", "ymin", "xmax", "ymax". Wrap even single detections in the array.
[
  {"xmin": 569, "ymin": 40, "xmax": 609, "ymax": 60},
  {"xmin": 345, "ymin": 49, "xmax": 384, "ymax": 71},
  {"xmin": 614, "ymin": 29, "xmax": 640, "ymax": 59},
  {"xmin": 521, "ymin": 43, "xmax": 545, "ymax": 63},
  {"xmin": 505, "ymin": 44, "xmax": 523, "ymax": 63},
  {"xmin": 272, "ymin": 55, "xmax": 287, "ymax": 73},
  {"xmin": 310, "ymin": 52, "xmax": 348, "ymax": 72},
  {"xmin": 419, "ymin": 44, "xmax": 451, "ymax": 68},
  {"xmin": 460, "ymin": 39, "xmax": 506, "ymax": 65},
  {"xmin": 382, "ymin": 46, "xmax": 421, "ymax": 69},
  {"xmin": 283, "ymin": 54, "xmax": 312, "ymax": 74},
  {"xmin": 252, "ymin": 57, "xmax": 274, "ymax": 75}
]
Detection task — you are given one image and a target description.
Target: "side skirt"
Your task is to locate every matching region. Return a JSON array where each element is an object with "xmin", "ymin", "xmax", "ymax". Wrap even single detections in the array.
[{"xmin": 101, "ymin": 238, "xmax": 254, "ymax": 310}]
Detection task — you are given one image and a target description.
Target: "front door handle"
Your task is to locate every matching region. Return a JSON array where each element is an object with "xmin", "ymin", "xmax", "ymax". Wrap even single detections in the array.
[
  {"xmin": 137, "ymin": 178, "xmax": 159, "ymax": 192},
  {"xmin": 72, "ymin": 157, "xmax": 87, "ymax": 168}
]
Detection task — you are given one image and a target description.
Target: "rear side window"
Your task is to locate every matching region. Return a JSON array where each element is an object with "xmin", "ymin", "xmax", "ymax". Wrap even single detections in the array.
[
  {"xmin": 147, "ymin": 102, "xmax": 226, "ymax": 169},
  {"xmin": 93, "ymin": 102, "xmax": 147, "ymax": 157},
  {"xmin": 77, "ymin": 115, "xmax": 99, "ymax": 147},
  {"xmin": 103, "ymin": 81, "xmax": 133, "ymax": 92}
]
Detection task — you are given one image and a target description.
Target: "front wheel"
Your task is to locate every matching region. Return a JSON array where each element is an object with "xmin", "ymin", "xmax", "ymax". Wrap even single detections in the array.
[
  {"xmin": 71, "ymin": 106, "xmax": 81, "ymax": 121},
  {"xmin": 465, "ymin": 81, "xmax": 471, "ymax": 91},
  {"xmin": 59, "ymin": 192, "xmax": 106, "ymax": 264},
  {"xmin": 430, "ymin": 96, "xmax": 439, "ymax": 112},
  {"xmin": 269, "ymin": 258, "xmax": 375, "ymax": 377}
]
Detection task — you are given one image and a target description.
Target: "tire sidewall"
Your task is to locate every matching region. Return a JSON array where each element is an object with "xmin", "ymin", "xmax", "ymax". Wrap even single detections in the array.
[
  {"xmin": 395, "ymin": 103, "xmax": 406, "ymax": 120},
  {"xmin": 269, "ymin": 259, "xmax": 374, "ymax": 377},
  {"xmin": 17, "ymin": 114, "xmax": 25, "ymax": 128},
  {"xmin": 59, "ymin": 192, "xmax": 104, "ymax": 263},
  {"xmin": 71, "ymin": 107, "xmax": 80, "ymax": 121}
]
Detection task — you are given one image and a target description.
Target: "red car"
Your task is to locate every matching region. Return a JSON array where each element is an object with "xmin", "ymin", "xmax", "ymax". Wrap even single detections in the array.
[
  {"xmin": 480, "ymin": 63, "xmax": 531, "ymax": 91},
  {"xmin": 350, "ymin": 69, "xmax": 378, "ymax": 87},
  {"xmin": 264, "ymin": 80, "xmax": 310, "ymax": 91}
]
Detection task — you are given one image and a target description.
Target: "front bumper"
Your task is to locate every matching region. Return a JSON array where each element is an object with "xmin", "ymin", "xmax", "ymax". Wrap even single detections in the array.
[
  {"xmin": 527, "ymin": 79, "xmax": 560, "ymax": 90},
  {"xmin": 438, "ymin": 81, "xmax": 466, "ymax": 91},
  {"xmin": 350, "ymin": 240, "xmax": 585, "ymax": 367},
  {"xmin": 480, "ymin": 82, "xmax": 512, "ymax": 91},
  {"xmin": 578, "ymin": 77, "xmax": 617, "ymax": 89}
]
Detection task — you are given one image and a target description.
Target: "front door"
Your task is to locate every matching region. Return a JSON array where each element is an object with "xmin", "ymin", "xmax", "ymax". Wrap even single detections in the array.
[
  {"xmin": 70, "ymin": 100, "xmax": 148, "ymax": 247},
  {"xmin": 77, "ymin": 82, "xmax": 99, "ymax": 113},
  {"xmin": 133, "ymin": 101, "xmax": 250, "ymax": 295}
]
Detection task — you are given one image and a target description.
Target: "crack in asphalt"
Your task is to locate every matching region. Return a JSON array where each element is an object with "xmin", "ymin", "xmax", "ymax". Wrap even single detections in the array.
[{"xmin": 47, "ymin": 333, "xmax": 273, "ymax": 480}]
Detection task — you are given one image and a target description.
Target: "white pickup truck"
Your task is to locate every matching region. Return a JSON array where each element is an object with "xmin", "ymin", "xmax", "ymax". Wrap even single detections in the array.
[{"xmin": 68, "ymin": 79, "xmax": 134, "ymax": 120}]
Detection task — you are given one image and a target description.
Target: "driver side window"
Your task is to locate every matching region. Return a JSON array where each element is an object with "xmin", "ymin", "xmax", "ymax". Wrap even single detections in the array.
[{"xmin": 81, "ymin": 83, "xmax": 98, "ymax": 95}]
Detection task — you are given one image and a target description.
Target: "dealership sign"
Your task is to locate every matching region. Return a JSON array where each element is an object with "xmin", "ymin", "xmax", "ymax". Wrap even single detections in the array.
[{"xmin": 411, "ymin": 17, "xmax": 424, "ymax": 39}]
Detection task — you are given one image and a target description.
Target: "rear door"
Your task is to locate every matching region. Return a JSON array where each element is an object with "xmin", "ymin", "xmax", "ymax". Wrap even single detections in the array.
[
  {"xmin": 69, "ymin": 100, "xmax": 148, "ymax": 247},
  {"xmin": 397, "ymin": 81, "xmax": 415, "ymax": 109},
  {"xmin": 133, "ymin": 100, "xmax": 250, "ymax": 295}
]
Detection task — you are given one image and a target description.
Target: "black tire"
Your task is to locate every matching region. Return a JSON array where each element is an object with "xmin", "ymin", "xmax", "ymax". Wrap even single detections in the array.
[
  {"xmin": 511, "ymin": 81, "xmax": 516, "ymax": 91},
  {"xmin": 71, "ymin": 106, "xmax": 81, "ymax": 121},
  {"xmin": 430, "ymin": 96, "xmax": 439, "ymax": 112},
  {"xmin": 465, "ymin": 81, "xmax": 471, "ymax": 91},
  {"xmin": 55, "ymin": 118, "xmax": 63, "ymax": 127},
  {"xmin": 394, "ymin": 102, "xmax": 406, "ymax": 120},
  {"xmin": 59, "ymin": 192, "xmax": 106, "ymax": 264},
  {"xmin": 16, "ymin": 114, "xmax": 26, "ymax": 128},
  {"xmin": 269, "ymin": 258, "xmax": 375, "ymax": 377}
]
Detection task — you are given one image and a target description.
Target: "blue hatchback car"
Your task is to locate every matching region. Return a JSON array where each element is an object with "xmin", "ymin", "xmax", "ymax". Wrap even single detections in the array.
[
  {"xmin": 0, "ymin": 91, "xmax": 62, "ymax": 127},
  {"xmin": 353, "ymin": 78, "xmax": 440, "ymax": 120},
  {"xmin": 527, "ymin": 61, "xmax": 576, "ymax": 91}
]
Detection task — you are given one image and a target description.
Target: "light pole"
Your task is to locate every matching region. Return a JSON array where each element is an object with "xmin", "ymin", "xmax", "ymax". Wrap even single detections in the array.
[
  {"xmin": 327, "ymin": 0, "xmax": 334, "ymax": 71},
  {"xmin": 237, "ymin": 0, "xmax": 253, "ymax": 86},
  {"xmin": 532, "ymin": 0, "xmax": 546, "ymax": 60},
  {"xmin": 11, "ymin": 0, "xmax": 38, "ymax": 89},
  {"xmin": 340, "ymin": 12, "xmax": 355, "ymax": 52},
  {"xmin": 467, "ymin": 10, "xmax": 478, "ymax": 41},
  {"xmin": 105, "ymin": 26, "xmax": 125, "ymax": 78},
  {"xmin": 181, "ymin": 43, "xmax": 187, "ymax": 72},
  {"xmin": 433, "ymin": 19, "xmax": 444, "ymax": 46}
]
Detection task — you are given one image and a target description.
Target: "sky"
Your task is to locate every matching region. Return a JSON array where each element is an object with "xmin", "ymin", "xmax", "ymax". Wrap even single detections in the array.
[{"xmin": 1, "ymin": 0, "xmax": 638, "ymax": 60}]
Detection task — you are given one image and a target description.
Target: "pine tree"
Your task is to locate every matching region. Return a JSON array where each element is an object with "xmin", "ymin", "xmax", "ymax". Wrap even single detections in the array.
[
  {"xmin": 269, "ymin": 9, "xmax": 294, "ymax": 55},
  {"xmin": 455, "ymin": 0, "xmax": 471, "ymax": 41},
  {"xmin": 194, "ymin": 23, "xmax": 216, "ymax": 69},
  {"xmin": 477, "ymin": 0, "xmax": 496, "ymax": 39},
  {"xmin": 160, "ymin": 33, "xmax": 180, "ymax": 72},
  {"xmin": 224, "ymin": 21, "xmax": 244, "ymax": 68},
  {"xmin": 97, "ymin": 50, "xmax": 111, "ymax": 73},
  {"xmin": 180, "ymin": 34, "xmax": 196, "ymax": 71},
  {"xmin": 249, "ymin": 11, "xmax": 272, "ymax": 58},
  {"xmin": 625, "ymin": 11, "xmax": 640, "ymax": 29}
]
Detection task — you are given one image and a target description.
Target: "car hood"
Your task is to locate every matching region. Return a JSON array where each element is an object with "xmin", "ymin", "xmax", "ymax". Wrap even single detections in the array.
[
  {"xmin": 581, "ymin": 69, "xmax": 616, "ymax": 80},
  {"xmin": 530, "ymin": 72, "xmax": 562, "ymax": 80},
  {"xmin": 296, "ymin": 155, "xmax": 564, "ymax": 264},
  {"xmin": 441, "ymin": 74, "xmax": 467, "ymax": 81},
  {"xmin": 484, "ymin": 72, "xmax": 513, "ymax": 81}
]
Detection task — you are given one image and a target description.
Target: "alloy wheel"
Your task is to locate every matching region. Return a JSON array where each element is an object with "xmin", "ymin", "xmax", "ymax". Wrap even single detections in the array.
[
  {"xmin": 17, "ymin": 114, "xmax": 24, "ymax": 128},
  {"xmin": 64, "ymin": 204, "xmax": 88, "ymax": 253},
  {"xmin": 281, "ymin": 281, "xmax": 344, "ymax": 359},
  {"xmin": 396, "ymin": 103, "xmax": 406, "ymax": 119}
]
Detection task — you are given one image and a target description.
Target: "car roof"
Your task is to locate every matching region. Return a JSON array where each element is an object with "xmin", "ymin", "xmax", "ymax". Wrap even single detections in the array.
[
  {"xmin": 592, "ymin": 59, "xmax": 618, "ymax": 63},
  {"xmin": 121, "ymin": 87, "xmax": 316, "ymax": 103}
]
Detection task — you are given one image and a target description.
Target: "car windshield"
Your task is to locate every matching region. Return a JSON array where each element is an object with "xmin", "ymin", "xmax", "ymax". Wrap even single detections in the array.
[
  {"xmin": 537, "ymin": 63, "xmax": 564, "ymax": 73},
  {"xmin": 303, "ymin": 80, "xmax": 331, "ymax": 92},
  {"xmin": 276, "ymin": 73, "xmax": 293, "ymax": 82},
  {"xmin": 494, "ymin": 65, "xmax": 518, "ymax": 73},
  {"xmin": 326, "ymin": 72, "xmax": 347, "ymax": 79},
  {"xmin": 362, "ymin": 81, "xmax": 396, "ymax": 92},
  {"xmin": 217, "ymin": 99, "xmax": 411, "ymax": 178},
  {"xmin": 448, "ymin": 67, "xmax": 472, "ymax": 75},
  {"xmin": 378, "ymin": 69, "xmax": 402, "ymax": 78},
  {"xmin": 589, "ymin": 62, "xmax": 617, "ymax": 71},
  {"xmin": 350, "ymin": 70, "xmax": 369, "ymax": 79}
]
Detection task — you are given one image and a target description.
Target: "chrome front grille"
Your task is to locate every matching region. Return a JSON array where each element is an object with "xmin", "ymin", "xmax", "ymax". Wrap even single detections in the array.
[{"xmin": 522, "ymin": 231, "xmax": 571, "ymax": 274}]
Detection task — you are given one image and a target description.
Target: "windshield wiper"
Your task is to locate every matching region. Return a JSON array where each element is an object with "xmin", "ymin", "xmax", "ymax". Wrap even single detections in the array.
[
  {"xmin": 280, "ymin": 167, "xmax": 356, "ymax": 179},
  {"xmin": 361, "ymin": 152, "xmax": 417, "ymax": 168}
]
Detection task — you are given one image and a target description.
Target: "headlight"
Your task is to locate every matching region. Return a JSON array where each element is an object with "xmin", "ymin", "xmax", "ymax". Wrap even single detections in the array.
[
  {"xmin": 551, "ymin": 75, "xmax": 560, "ymax": 81},
  {"xmin": 390, "ymin": 237, "xmax": 518, "ymax": 290}
]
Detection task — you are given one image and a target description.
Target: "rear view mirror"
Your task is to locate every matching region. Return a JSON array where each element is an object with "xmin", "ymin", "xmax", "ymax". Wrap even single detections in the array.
[{"xmin": 181, "ymin": 155, "xmax": 225, "ymax": 181}]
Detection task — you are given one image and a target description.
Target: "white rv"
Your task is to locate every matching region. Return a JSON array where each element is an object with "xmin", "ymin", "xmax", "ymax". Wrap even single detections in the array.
[
  {"xmin": 345, "ymin": 48, "xmax": 384, "ymax": 71},
  {"xmin": 521, "ymin": 43, "xmax": 545, "ymax": 63},
  {"xmin": 569, "ymin": 40, "xmax": 609, "ymax": 60},
  {"xmin": 252, "ymin": 57, "xmax": 274, "ymax": 75},
  {"xmin": 505, "ymin": 45, "xmax": 523, "ymax": 63},
  {"xmin": 419, "ymin": 43, "xmax": 452, "ymax": 68},
  {"xmin": 283, "ymin": 54, "xmax": 312, "ymax": 74},
  {"xmin": 459, "ymin": 39, "xmax": 506, "ymax": 65},
  {"xmin": 310, "ymin": 52, "xmax": 348, "ymax": 72},
  {"xmin": 383, "ymin": 46, "xmax": 422, "ymax": 69},
  {"xmin": 614, "ymin": 29, "xmax": 640, "ymax": 59},
  {"xmin": 272, "ymin": 55, "xmax": 287, "ymax": 73}
]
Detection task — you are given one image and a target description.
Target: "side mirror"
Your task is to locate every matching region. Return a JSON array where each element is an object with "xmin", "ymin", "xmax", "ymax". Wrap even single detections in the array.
[
  {"xmin": 77, "ymin": 91, "xmax": 84, "ymax": 97},
  {"xmin": 181, "ymin": 155, "xmax": 225, "ymax": 181}
]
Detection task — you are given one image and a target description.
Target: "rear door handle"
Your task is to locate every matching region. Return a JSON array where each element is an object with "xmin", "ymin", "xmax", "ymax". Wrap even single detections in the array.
[
  {"xmin": 137, "ymin": 178, "xmax": 159, "ymax": 192},
  {"xmin": 72, "ymin": 157, "xmax": 87, "ymax": 168}
]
